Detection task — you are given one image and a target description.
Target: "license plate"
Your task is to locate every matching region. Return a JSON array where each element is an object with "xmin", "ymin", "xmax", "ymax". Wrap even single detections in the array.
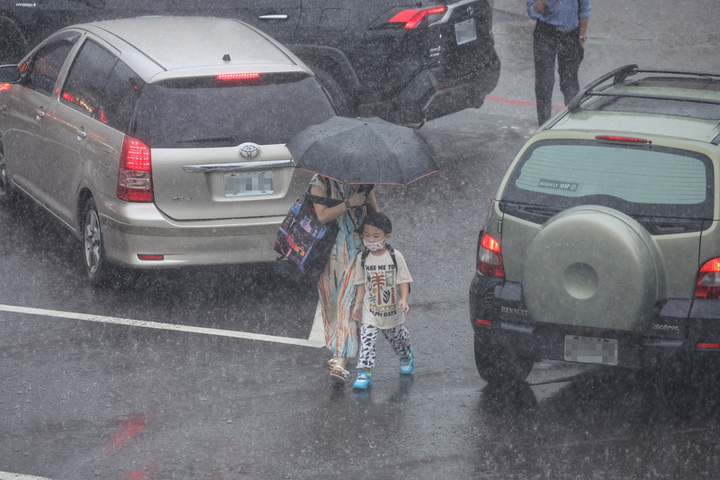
[
  {"xmin": 564, "ymin": 335, "xmax": 618, "ymax": 366},
  {"xmin": 455, "ymin": 18, "xmax": 477, "ymax": 45},
  {"xmin": 224, "ymin": 171, "xmax": 274, "ymax": 197}
]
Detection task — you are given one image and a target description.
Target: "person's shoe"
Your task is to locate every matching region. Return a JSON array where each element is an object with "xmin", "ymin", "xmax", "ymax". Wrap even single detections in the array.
[
  {"xmin": 399, "ymin": 347, "xmax": 415, "ymax": 375},
  {"xmin": 330, "ymin": 365, "xmax": 349, "ymax": 384},
  {"xmin": 353, "ymin": 370, "xmax": 373, "ymax": 390}
]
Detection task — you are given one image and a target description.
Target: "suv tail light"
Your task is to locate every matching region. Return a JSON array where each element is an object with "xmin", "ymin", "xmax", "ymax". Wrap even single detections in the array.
[
  {"xmin": 117, "ymin": 136, "xmax": 153, "ymax": 202},
  {"xmin": 477, "ymin": 232, "xmax": 504, "ymax": 278},
  {"xmin": 696, "ymin": 258, "xmax": 720, "ymax": 299},
  {"xmin": 389, "ymin": 6, "xmax": 448, "ymax": 29}
]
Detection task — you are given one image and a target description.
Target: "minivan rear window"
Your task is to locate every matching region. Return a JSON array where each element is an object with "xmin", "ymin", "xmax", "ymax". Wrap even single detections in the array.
[
  {"xmin": 503, "ymin": 140, "xmax": 714, "ymax": 219},
  {"xmin": 132, "ymin": 75, "xmax": 335, "ymax": 148}
]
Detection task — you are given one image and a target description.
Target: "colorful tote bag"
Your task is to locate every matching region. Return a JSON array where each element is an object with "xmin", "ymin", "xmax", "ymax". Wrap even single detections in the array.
[{"xmin": 274, "ymin": 188, "xmax": 340, "ymax": 278}]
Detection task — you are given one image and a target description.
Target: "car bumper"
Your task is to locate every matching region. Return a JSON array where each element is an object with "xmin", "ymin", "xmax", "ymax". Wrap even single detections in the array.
[
  {"xmin": 469, "ymin": 273, "xmax": 720, "ymax": 370},
  {"xmin": 384, "ymin": 52, "xmax": 501, "ymax": 125},
  {"xmin": 98, "ymin": 199, "xmax": 283, "ymax": 268}
]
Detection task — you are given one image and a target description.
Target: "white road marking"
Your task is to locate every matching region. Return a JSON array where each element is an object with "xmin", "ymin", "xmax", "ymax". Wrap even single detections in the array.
[
  {"xmin": 0, "ymin": 472, "xmax": 53, "ymax": 480},
  {"xmin": 0, "ymin": 303, "xmax": 325, "ymax": 348}
]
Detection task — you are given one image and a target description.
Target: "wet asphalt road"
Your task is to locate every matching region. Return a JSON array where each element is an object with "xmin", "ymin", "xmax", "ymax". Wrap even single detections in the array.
[{"xmin": 2, "ymin": 0, "xmax": 720, "ymax": 478}]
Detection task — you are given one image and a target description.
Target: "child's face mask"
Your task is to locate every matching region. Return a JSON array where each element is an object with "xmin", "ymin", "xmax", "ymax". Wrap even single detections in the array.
[{"xmin": 363, "ymin": 237, "xmax": 387, "ymax": 252}]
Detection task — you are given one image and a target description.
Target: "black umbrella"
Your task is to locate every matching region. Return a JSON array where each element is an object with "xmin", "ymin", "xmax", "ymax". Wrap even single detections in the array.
[{"xmin": 286, "ymin": 116, "xmax": 438, "ymax": 186}]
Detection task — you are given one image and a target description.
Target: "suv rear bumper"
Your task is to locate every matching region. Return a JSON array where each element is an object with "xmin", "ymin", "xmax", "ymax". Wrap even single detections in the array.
[
  {"xmin": 368, "ymin": 52, "xmax": 501, "ymax": 125},
  {"xmin": 470, "ymin": 273, "xmax": 720, "ymax": 370}
]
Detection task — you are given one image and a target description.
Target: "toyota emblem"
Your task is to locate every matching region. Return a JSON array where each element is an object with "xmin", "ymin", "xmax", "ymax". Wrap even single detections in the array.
[{"xmin": 239, "ymin": 143, "xmax": 260, "ymax": 159}]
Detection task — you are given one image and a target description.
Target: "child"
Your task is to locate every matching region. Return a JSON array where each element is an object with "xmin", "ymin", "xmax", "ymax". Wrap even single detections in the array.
[{"xmin": 351, "ymin": 212, "xmax": 414, "ymax": 390}]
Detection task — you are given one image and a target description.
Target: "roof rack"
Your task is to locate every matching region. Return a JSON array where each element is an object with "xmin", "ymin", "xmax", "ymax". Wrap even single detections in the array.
[{"xmin": 566, "ymin": 64, "xmax": 720, "ymax": 113}]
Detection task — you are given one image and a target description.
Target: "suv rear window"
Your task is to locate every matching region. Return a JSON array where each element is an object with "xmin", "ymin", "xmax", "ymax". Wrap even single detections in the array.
[
  {"xmin": 502, "ymin": 140, "xmax": 714, "ymax": 220},
  {"xmin": 132, "ymin": 75, "xmax": 334, "ymax": 148}
]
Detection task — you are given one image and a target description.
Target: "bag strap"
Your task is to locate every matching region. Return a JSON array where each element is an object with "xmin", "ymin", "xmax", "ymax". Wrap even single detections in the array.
[
  {"xmin": 361, "ymin": 244, "xmax": 398, "ymax": 271},
  {"xmin": 360, "ymin": 245, "xmax": 409, "ymax": 293},
  {"xmin": 306, "ymin": 177, "xmax": 342, "ymax": 207}
]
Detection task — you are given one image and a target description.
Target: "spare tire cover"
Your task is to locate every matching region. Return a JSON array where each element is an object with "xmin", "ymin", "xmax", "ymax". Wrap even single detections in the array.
[{"xmin": 523, "ymin": 206, "xmax": 659, "ymax": 331}]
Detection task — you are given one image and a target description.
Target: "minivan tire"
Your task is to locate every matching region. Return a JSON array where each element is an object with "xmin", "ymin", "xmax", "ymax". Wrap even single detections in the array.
[{"xmin": 82, "ymin": 197, "xmax": 111, "ymax": 286}]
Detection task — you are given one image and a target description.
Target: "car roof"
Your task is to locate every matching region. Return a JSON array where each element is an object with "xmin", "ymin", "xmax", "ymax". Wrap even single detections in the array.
[
  {"xmin": 547, "ymin": 65, "xmax": 720, "ymax": 145},
  {"xmin": 69, "ymin": 16, "xmax": 309, "ymax": 83}
]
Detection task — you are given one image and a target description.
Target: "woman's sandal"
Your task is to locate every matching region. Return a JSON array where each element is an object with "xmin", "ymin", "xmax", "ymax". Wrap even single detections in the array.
[
  {"xmin": 330, "ymin": 365, "xmax": 349, "ymax": 383},
  {"xmin": 327, "ymin": 358, "xmax": 338, "ymax": 370}
]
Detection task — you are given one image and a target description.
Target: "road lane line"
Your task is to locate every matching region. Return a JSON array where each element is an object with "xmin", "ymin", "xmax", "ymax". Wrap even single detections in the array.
[
  {"xmin": 0, "ymin": 303, "xmax": 325, "ymax": 348},
  {"xmin": 0, "ymin": 472, "xmax": 53, "ymax": 480}
]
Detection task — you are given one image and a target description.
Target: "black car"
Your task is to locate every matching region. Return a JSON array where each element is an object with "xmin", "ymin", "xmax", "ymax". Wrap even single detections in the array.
[{"xmin": 0, "ymin": 0, "xmax": 500, "ymax": 125}]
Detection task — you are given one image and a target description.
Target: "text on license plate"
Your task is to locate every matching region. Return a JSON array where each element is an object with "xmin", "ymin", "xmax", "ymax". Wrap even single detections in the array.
[
  {"xmin": 564, "ymin": 335, "xmax": 618, "ymax": 366},
  {"xmin": 224, "ymin": 171, "xmax": 274, "ymax": 197},
  {"xmin": 455, "ymin": 18, "xmax": 477, "ymax": 45}
]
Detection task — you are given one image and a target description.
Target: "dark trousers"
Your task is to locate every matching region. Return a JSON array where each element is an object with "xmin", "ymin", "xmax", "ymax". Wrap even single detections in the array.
[{"xmin": 533, "ymin": 21, "xmax": 584, "ymax": 125}]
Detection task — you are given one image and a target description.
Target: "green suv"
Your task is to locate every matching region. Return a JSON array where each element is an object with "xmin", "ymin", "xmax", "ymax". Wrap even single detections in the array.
[{"xmin": 469, "ymin": 65, "xmax": 720, "ymax": 385}]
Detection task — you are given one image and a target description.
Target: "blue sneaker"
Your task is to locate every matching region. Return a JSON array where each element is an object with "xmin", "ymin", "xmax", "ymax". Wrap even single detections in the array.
[
  {"xmin": 353, "ymin": 370, "xmax": 373, "ymax": 390},
  {"xmin": 399, "ymin": 347, "xmax": 415, "ymax": 375}
]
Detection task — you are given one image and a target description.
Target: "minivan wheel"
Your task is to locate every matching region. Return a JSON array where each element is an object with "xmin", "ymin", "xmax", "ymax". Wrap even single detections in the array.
[
  {"xmin": 474, "ymin": 335, "xmax": 534, "ymax": 386},
  {"xmin": 0, "ymin": 145, "xmax": 14, "ymax": 204},
  {"xmin": 82, "ymin": 198, "xmax": 111, "ymax": 285}
]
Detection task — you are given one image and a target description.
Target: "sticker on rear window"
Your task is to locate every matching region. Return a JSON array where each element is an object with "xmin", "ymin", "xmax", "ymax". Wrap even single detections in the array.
[{"xmin": 538, "ymin": 179, "xmax": 578, "ymax": 192}]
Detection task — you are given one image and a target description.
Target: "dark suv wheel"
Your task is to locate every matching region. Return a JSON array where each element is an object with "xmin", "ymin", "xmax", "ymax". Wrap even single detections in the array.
[{"xmin": 474, "ymin": 335, "xmax": 534, "ymax": 386}]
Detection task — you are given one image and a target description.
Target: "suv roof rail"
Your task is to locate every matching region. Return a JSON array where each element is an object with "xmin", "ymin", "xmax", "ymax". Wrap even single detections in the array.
[{"xmin": 567, "ymin": 64, "xmax": 720, "ymax": 113}]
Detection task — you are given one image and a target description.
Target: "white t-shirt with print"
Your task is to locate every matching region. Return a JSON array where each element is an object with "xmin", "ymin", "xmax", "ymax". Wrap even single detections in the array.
[{"xmin": 353, "ymin": 248, "xmax": 413, "ymax": 329}]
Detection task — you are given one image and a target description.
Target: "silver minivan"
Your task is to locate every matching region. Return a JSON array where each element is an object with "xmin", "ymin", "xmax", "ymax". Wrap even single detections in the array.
[{"xmin": 0, "ymin": 16, "xmax": 335, "ymax": 284}]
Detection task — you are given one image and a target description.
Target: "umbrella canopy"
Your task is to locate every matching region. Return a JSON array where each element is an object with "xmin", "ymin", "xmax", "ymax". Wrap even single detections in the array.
[{"xmin": 286, "ymin": 116, "xmax": 438, "ymax": 185}]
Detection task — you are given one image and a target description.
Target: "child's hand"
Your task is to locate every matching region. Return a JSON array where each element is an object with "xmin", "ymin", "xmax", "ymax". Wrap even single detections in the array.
[
  {"xmin": 399, "ymin": 298, "xmax": 410, "ymax": 315},
  {"xmin": 352, "ymin": 303, "xmax": 362, "ymax": 322}
]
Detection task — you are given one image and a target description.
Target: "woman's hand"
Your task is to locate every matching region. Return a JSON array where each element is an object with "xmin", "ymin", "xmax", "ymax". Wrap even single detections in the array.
[
  {"xmin": 311, "ymin": 179, "xmax": 370, "ymax": 224},
  {"xmin": 348, "ymin": 191, "xmax": 368, "ymax": 208}
]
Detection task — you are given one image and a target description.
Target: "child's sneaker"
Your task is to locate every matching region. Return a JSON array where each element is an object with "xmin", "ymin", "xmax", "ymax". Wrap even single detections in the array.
[
  {"xmin": 353, "ymin": 370, "xmax": 373, "ymax": 390},
  {"xmin": 399, "ymin": 347, "xmax": 415, "ymax": 375}
]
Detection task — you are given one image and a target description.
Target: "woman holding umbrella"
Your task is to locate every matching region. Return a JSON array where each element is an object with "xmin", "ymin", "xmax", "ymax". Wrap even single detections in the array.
[
  {"xmin": 310, "ymin": 176, "xmax": 379, "ymax": 383},
  {"xmin": 286, "ymin": 116, "xmax": 438, "ymax": 383}
]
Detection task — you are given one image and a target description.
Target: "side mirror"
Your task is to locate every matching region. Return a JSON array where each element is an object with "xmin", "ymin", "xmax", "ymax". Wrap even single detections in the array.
[{"xmin": 0, "ymin": 65, "xmax": 21, "ymax": 83}]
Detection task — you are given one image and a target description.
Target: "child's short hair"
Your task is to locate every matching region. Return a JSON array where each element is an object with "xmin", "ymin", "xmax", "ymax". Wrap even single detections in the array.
[{"xmin": 361, "ymin": 211, "xmax": 392, "ymax": 234}]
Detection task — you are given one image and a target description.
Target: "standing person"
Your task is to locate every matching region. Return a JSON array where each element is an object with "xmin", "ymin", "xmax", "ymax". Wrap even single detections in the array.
[
  {"xmin": 310, "ymin": 175, "xmax": 379, "ymax": 384},
  {"xmin": 351, "ymin": 212, "xmax": 414, "ymax": 390},
  {"xmin": 528, "ymin": 0, "xmax": 591, "ymax": 125}
]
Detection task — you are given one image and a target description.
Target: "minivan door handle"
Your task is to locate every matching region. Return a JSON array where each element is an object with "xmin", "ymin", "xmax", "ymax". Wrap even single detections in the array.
[
  {"xmin": 35, "ymin": 108, "xmax": 45, "ymax": 120},
  {"xmin": 75, "ymin": 127, "xmax": 87, "ymax": 140}
]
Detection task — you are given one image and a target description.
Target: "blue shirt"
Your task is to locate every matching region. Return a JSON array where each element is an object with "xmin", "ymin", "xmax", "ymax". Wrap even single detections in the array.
[{"xmin": 527, "ymin": 0, "xmax": 591, "ymax": 32}]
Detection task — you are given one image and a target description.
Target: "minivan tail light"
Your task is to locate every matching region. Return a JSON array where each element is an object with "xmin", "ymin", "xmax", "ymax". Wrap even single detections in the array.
[
  {"xmin": 477, "ymin": 232, "xmax": 504, "ymax": 278},
  {"xmin": 117, "ymin": 136, "xmax": 153, "ymax": 202},
  {"xmin": 696, "ymin": 258, "xmax": 720, "ymax": 299},
  {"xmin": 216, "ymin": 72, "xmax": 260, "ymax": 81},
  {"xmin": 389, "ymin": 6, "xmax": 448, "ymax": 29}
]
